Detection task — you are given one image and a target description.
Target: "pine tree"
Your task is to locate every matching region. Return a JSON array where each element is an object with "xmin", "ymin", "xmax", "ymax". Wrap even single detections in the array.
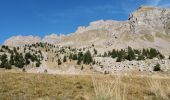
[
  {"xmin": 0, "ymin": 53, "xmax": 11, "ymax": 69},
  {"xmin": 142, "ymin": 49, "xmax": 146, "ymax": 57},
  {"xmin": 116, "ymin": 49, "xmax": 125, "ymax": 62},
  {"xmin": 58, "ymin": 59, "xmax": 62, "ymax": 65},
  {"xmin": 111, "ymin": 49, "xmax": 117, "ymax": 58},
  {"xmin": 94, "ymin": 48, "xmax": 97, "ymax": 55},
  {"xmin": 0, "ymin": 54, "xmax": 8, "ymax": 68},
  {"xmin": 13, "ymin": 47, "xmax": 18, "ymax": 54},
  {"xmin": 126, "ymin": 46, "xmax": 135, "ymax": 61},
  {"xmin": 103, "ymin": 52, "xmax": 107, "ymax": 57},
  {"xmin": 72, "ymin": 54, "xmax": 78, "ymax": 60},
  {"xmin": 77, "ymin": 52, "xmax": 83, "ymax": 65},
  {"xmin": 69, "ymin": 53, "xmax": 73, "ymax": 61},
  {"xmin": 83, "ymin": 50, "xmax": 93, "ymax": 65},
  {"xmin": 9, "ymin": 54, "xmax": 14, "ymax": 65},
  {"xmin": 14, "ymin": 53, "xmax": 25, "ymax": 68},
  {"xmin": 63, "ymin": 56, "xmax": 67, "ymax": 62},
  {"xmin": 149, "ymin": 48, "xmax": 158, "ymax": 59}
]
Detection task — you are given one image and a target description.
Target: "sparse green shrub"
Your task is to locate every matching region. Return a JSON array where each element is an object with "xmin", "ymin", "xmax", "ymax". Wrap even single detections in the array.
[
  {"xmin": 154, "ymin": 63, "xmax": 161, "ymax": 71},
  {"xmin": 36, "ymin": 61, "xmax": 41, "ymax": 67}
]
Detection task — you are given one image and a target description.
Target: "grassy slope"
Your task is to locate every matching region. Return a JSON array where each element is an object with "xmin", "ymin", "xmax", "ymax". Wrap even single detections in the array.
[
  {"xmin": 0, "ymin": 71, "xmax": 170, "ymax": 100},
  {"xmin": 0, "ymin": 71, "xmax": 95, "ymax": 100}
]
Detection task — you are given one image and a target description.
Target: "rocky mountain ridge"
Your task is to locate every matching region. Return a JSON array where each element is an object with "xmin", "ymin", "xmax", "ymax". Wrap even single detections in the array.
[{"xmin": 4, "ymin": 6, "xmax": 170, "ymax": 54}]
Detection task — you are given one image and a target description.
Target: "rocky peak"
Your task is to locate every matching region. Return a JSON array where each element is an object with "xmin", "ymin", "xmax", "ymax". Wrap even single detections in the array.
[
  {"xmin": 4, "ymin": 35, "xmax": 41, "ymax": 46},
  {"xmin": 75, "ymin": 19, "xmax": 129, "ymax": 34},
  {"xmin": 3, "ymin": 6, "xmax": 170, "ymax": 48},
  {"xmin": 128, "ymin": 6, "xmax": 170, "ymax": 35}
]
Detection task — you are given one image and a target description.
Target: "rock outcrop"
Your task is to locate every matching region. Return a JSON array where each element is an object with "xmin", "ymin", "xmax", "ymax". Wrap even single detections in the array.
[{"xmin": 129, "ymin": 6, "xmax": 170, "ymax": 35}]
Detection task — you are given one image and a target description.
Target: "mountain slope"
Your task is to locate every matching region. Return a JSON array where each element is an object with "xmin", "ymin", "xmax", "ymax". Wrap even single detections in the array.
[{"xmin": 4, "ymin": 6, "xmax": 170, "ymax": 54}]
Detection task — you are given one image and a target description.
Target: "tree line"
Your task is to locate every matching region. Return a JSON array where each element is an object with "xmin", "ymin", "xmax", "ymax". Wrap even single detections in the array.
[
  {"xmin": 0, "ymin": 46, "xmax": 42, "ymax": 69},
  {"xmin": 106, "ymin": 46, "xmax": 165, "ymax": 62},
  {"xmin": 67, "ymin": 50, "xmax": 93, "ymax": 65}
]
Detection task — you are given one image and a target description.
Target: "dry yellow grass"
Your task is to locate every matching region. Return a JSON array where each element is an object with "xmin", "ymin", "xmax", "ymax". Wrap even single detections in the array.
[
  {"xmin": 0, "ymin": 71, "xmax": 95, "ymax": 100},
  {"xmin": 0, "ymin": 71, "xmax": 170, "ymax": 100}
]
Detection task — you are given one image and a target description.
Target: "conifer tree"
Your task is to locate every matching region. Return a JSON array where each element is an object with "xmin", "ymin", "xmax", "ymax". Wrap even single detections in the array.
[
  {"xmin": 0, "ymin": 54, "xmax": 8, "ymax": 68},
  {"xmin": 58, "ymin": 59, "xmax": 62, "ymax": 65},
  {"xmin": 83, "ymin": 50, "xmax": 93, "ymax": 65},
  {"xmin": 77, "ymin": 52, "xmax": 83, "ymax": 65},
  {"xmin": 72, "ymin": 54, "xmax": 78, "ymax": 60},
  {"xmin": 103, "ymin": 52, "xmax": 107, "ymax": 57},
  {"xmin": 14, "ymin": 53, "xmax": 25, "ymax": 68},
  {"xmin": 94, "ymin": 48, "xmax": 97, "ymax": 55},
  {"xmin": 126, "ymin": 46, "xmax": 135, "ymax": 61},
  {"xmin": 63, "ymin": 56, "xmax": 67, "ymax": 62},
  {"xmin": 111, "ymin": 49, "xmax": 117, "ymax": 58},
  {"xmin": 9, "ymin": 54, "xmax": 14, "ymax": 65},
  {"xmin": 69, "ymin": 53, "xmax": 73, "ymax": 61}
]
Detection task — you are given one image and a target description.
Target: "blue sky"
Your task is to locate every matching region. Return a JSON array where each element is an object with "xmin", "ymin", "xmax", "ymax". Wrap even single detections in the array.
[{"xmin": 0, "ymin": 0, "xmax": 170, "ymax": 44}]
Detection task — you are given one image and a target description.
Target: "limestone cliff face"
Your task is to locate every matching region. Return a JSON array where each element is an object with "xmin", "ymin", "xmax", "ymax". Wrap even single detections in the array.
[
  {"xmin": 129, "ymin": 6, "xmax": 170, "ymax": 35},
  {"xmin": 3, "ymin": 6, "xmax": 170, "ymax": 51}
]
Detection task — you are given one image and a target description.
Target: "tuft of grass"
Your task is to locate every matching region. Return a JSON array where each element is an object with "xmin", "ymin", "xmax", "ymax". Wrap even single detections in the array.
[
  {"xmin": 92, "ymin": 76, "xmax": 115, "ymax": 100},
  {"xmin": 147, "ymin": 77, "xmax": 170, "ymax": 100},
  {"xmin": 92, "ymin": 75, "xmax": 127, "ymax": 100}
]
